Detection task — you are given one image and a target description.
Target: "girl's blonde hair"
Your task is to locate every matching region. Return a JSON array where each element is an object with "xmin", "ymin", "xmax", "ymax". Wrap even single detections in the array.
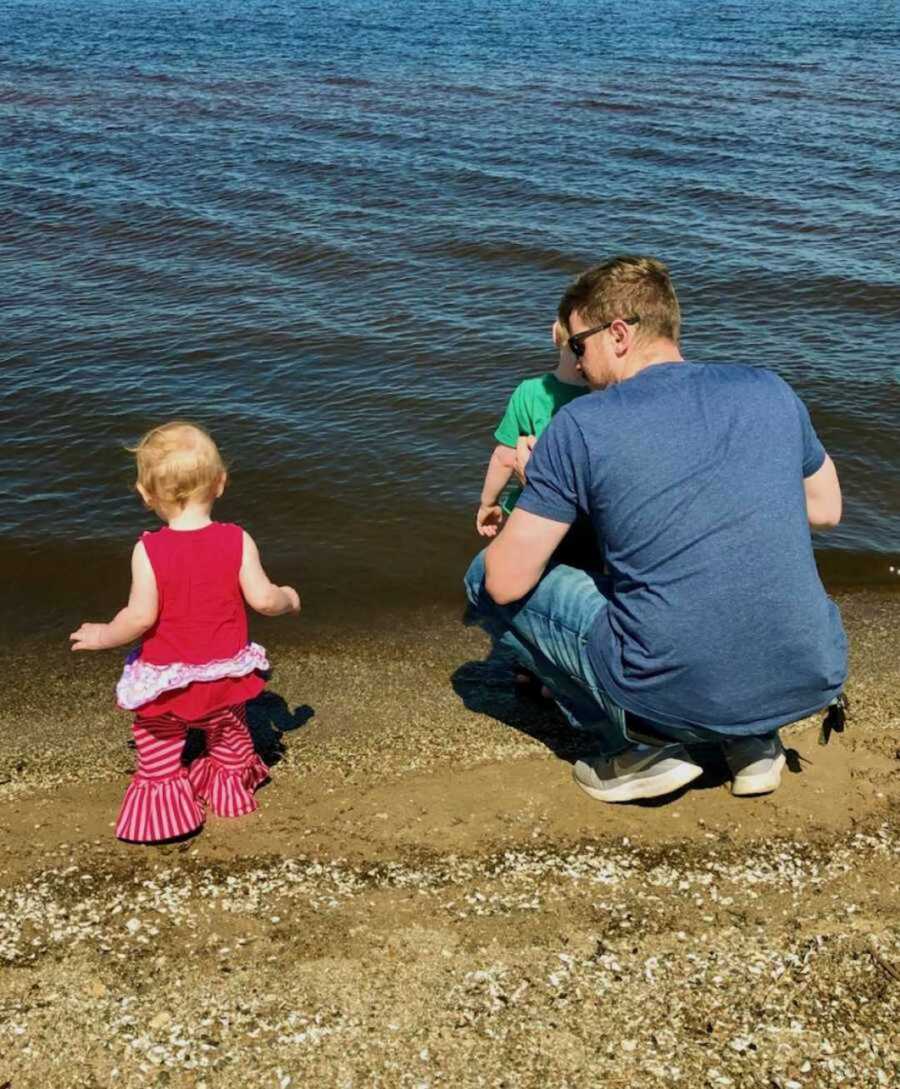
[{"xmin": 130, "ymin": 421, "xmax": 226, "ymax": 511}]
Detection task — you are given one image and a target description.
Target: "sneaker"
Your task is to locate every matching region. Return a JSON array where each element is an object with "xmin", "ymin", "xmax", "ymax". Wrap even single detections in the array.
[
  {"xmin": 573, "ymin": 744, "xmax": 704, "ymax": 803},
  {"xmin": 724, "ymin": 735, "xmax": 786, "ymax": 796}
]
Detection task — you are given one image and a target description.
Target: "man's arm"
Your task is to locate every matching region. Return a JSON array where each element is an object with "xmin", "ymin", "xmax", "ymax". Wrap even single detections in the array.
[
  {"xmin": 804, "ymin": 454, "xmax": 842, "ymax": 531},
  {"xmin": 488, "ymin": 403, "xmax": 588, "ymax": 603},
  {"xmin": 484, "ymin": 507, "xmax": 570, "ymax": 604},
  {"xmin": 790, "ymin": 385, "xmax": 841, "ymax": 532}
]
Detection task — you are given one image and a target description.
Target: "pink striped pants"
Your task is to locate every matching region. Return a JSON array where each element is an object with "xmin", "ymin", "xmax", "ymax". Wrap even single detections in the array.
[{"xmin": 116, "ymin": 703, "xmax": 269, "ymax": 843}]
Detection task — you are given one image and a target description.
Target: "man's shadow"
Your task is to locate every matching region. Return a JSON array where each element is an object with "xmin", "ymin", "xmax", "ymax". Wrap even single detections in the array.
[
  {"xmin": 451, "ymin": 645, "xmax": 587, "ymax": 764},
  {"xmin": 451, "ymin": 645, "xmax": 812, "ymax": 803}
]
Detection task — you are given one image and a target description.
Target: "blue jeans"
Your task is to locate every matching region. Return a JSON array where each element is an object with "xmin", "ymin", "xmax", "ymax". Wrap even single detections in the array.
[
  {"xmin": 464, "ymin": 551, "xmax": 725, "ymax": 757},
  {"xmin": 464, "ymin": 551, "xmax": 632, "ymax": 755}
]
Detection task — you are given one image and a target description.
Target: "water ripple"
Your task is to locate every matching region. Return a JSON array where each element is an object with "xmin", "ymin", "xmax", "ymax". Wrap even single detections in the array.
[{"xmin": 0, "ymin": 0, "xmax": 898, "ymax": 628}]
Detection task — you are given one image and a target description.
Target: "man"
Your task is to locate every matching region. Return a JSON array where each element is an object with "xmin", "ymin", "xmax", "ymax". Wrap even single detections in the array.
[{"xmin": 464, "ymin": 256, "xmax": 847, "ymax": 803}]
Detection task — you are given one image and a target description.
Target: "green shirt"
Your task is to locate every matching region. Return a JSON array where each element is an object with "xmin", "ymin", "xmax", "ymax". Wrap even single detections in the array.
[{"xmin": 493, "ymin": 373, "xmax": 588, "ymax": 513}]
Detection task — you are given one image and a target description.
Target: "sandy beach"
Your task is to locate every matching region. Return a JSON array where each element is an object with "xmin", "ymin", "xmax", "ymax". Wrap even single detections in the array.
[
  {"xmin": 0, "ymin": 590, "xmax": 897, "ymax": 1088},
  {"xmin": 5, "ymin": 2, "xmax": 900, "ymax": 1085}
]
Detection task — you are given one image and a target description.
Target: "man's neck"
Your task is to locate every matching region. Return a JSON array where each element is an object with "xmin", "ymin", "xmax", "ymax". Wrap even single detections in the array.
[{"xmin": 620, "ymin": 338, "xmax": 683, "ymax": 382}]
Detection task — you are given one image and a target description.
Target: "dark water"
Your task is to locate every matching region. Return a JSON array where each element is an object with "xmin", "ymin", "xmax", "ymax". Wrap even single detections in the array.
[{"xmin": 2, "ymin": 0, "xmax": 899, "ymax": 638}]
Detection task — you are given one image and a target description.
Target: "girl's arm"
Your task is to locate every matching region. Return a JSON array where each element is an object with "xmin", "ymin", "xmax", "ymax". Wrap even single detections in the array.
[
  {"xmin": 476, "ymin": 444, "xmax": 517, "ymax": 538},
  {"xmin": 239, "ymin": 532, "xmax": 301, "ymax": 616},
  {"xmin": 70, "ymin": 542, "xmax": 159, "ymax": 651}
]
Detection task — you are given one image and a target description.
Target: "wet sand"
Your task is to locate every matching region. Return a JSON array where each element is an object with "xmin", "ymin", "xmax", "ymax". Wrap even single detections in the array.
[{"xmin": 1, "ymin": 592, "xmax": 898, "ymax": 1087}]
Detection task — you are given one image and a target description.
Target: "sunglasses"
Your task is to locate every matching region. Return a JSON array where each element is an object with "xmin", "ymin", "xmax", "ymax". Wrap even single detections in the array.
[{"xmin": 568, "ymin": 316, "xmax": 640, "ymax": 358}]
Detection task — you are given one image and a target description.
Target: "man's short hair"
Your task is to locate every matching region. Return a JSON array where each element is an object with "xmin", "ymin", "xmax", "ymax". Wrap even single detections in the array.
[{"xmin": 558, "ymin": 256, "xmax": 681, "ymax": 345}]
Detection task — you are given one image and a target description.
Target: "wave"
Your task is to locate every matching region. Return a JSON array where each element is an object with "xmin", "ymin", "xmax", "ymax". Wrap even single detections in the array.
[
  {"xmin": 323, "ymin": 75, "xmax": 374, "ymax": 88},
  {"xmin": 578, "ymin": 97, "xmax": 650, "ymax": 115},
  {"xmin": 410, "ymin": 233, "xmax": 575, "ymax": 272}
]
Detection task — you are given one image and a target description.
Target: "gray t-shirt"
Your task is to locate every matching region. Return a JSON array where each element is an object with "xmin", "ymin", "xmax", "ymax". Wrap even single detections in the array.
[{"xmin": 517, "ymin": 362, "xmax": 848, "ymax": 734}]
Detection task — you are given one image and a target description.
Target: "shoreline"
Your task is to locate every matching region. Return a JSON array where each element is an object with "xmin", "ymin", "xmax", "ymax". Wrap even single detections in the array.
[
  {"xmin": 0, "ymin": 535, "xmax": 897, "ymax": 648},
  {"xmin": 1, "ymin": 590, "xmax": 898, "ymax": 1086},
  {"xmin": 3, "ymin": 588, "xmax": 898, "ymax": 780}
]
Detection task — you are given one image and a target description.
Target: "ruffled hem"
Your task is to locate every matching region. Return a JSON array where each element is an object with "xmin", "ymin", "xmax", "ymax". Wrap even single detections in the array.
[
  {"xmin": 188, "ymin": 754, "xmax": 269, "ymax": 818},
  {"xmin": 116, "ymin": 643, "xmax": 270, "ymax": 711},
  {"xmin": 115, "ymin": 771, "xmax": 205, "ymax": 843}
]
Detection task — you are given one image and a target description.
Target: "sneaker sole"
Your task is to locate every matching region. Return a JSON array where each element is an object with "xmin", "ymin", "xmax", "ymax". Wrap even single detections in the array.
[
  {"xmin": 573, "ymin": 759, "xmax": 704, "ymax": 804},
  {"xmin": 731, "ymin": 752, "xmax": 786, "ymax": 796}
]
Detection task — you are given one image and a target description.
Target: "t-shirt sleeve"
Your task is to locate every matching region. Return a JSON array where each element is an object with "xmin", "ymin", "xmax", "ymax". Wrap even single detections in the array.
[
  {"xmin": 793, "ymin": 391, "xmax": 827, "ymax": 478},
  {"xmin": 515, "ymin": 409, "xmax": 590, "ymax": 525},
  {"xmin": 493, "ymin": 383, "xmax": 528, "ymax": 447}
]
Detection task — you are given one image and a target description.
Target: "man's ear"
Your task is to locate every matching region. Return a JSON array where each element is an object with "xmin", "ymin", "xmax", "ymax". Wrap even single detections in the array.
[
  {"xmin": 610, "ymin": 318, "xmax": 634, "ymax": 356},
  {"xmin": 551, "ymin": 320, "xmax": 564, "ymax": 347}
]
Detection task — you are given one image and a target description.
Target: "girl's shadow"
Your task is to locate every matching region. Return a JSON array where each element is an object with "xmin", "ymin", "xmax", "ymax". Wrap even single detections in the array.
[
  {"xmin": 182, "ymin": 691, "xmax": 314, "ymax": 768},
  {"xmin": 126, "ymin": 694, "xmax": 315, "ymax": 848}
]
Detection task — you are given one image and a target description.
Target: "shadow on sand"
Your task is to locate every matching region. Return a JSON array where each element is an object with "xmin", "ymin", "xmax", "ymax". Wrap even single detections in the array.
[
  {"xmin": 180, "ymin": 690, "xmax": 314, "ymax": 769},
  {"xmin": 128, "ymin": 692, "xmax": 315, "ymax": 848},
  {"xmin": 452, "ymin": 646, "xmax": 805, "ymax": 807}
]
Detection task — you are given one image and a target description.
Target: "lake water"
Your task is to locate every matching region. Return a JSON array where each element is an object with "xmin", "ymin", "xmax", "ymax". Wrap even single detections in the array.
[{"xmin": 2, "ymin": 0, "xmax": 898, "ymax": 638}]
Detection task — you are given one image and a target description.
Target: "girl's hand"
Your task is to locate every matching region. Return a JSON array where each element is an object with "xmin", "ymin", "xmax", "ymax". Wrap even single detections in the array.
[
  {"xmin": 69, "ymin": 623, "xmax": 110, "ymax": 651},
  {"xmin": 281, "ymin": 586, "xmax": 301, "ymax": 613},
  {"xmin": 476, "ymin": 503, "xmax": 504, "ymax": 538}
]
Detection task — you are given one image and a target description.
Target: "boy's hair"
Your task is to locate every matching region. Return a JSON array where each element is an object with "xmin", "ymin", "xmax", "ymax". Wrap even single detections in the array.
[
  {"xmin": 558, "ymin": 255, "xmax": 681, "ymax": 345},
  {"xmin": 130, "ymin": 421, "xmax": 226, "ymax": 510}
]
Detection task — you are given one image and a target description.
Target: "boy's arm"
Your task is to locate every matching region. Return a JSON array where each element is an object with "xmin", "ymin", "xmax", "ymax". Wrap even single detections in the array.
[
  {"xmin": 478, "ymin": 382, "xmax": 531, "ymax": 538},
  {"xmin": 514, "ymin": 434, "xmax": 537, "ymax": 485},
  {"xmin": 239, "ymin": 531, "xmax": 301, "ymax": 616},
  {"xmin": 70, "ymin": 542, "xmax": 159, "ymax": 651},
  {"xmin": 476, "ymin": 444, "xmax": 516, "ymax": 537}
]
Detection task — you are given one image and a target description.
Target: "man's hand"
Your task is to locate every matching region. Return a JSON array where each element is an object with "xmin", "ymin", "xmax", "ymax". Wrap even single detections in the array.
[
  {"xmin": 476, "ymin": 503, "xmax": 504, "ymax": 538},
  {"xmin": 514, "ymin": 435, "xmax": 537, "ymax": 486},
  {"xmin": 69, "ymin": 623, "xmax": 110, "ymax": 651}
]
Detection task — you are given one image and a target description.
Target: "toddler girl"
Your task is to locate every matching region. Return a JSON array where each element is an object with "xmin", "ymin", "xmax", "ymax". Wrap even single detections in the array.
[{"xmin": 70, "ymin": 421, "xmax": 300, "ymax": 843}]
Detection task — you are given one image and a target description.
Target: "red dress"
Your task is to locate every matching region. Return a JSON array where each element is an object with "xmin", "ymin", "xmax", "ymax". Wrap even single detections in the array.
[{"xmin": 117, "ymin": 522, "xmax": 267, "ymax": 718}]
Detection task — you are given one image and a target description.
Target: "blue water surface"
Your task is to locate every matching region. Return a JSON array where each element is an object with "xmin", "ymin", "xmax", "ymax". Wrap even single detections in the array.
[{"xmin": 1, "ymin": 0, "xmax": 898, "ymax": 620}]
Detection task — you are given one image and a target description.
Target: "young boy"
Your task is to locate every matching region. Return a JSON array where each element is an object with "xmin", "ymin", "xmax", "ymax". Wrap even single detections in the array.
[{"xmin": 476, "ymin": 318, "xmax": 588, "ymax": 538}]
